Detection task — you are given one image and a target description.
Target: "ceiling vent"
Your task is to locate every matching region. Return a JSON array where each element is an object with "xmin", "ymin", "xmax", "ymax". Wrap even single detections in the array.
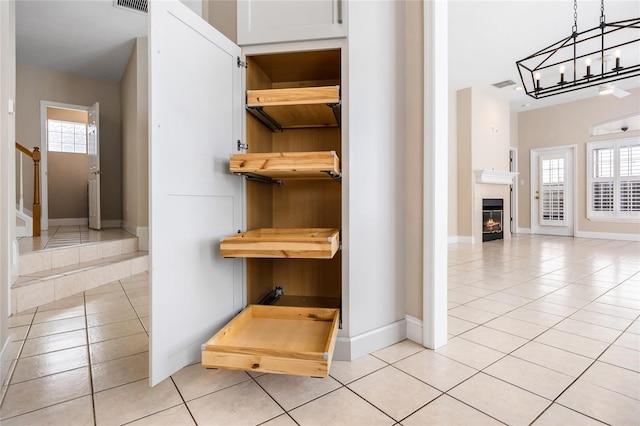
[
  {"xmin": 114, "ymin": 0, "xmax": 147, "ymax": 14},
  {"xmin": 492, "ymin": 80, "xmax": 516, "ymax": 89}
]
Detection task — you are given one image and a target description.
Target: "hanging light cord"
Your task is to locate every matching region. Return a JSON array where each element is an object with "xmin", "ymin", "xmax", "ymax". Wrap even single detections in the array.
[
  {"xmin": 600, "ymin": 0, "xmax": 606, "ymax": 26},
  {"xmin": 572, "ymin": 0, "xmax": 578, "ymax": 34}
]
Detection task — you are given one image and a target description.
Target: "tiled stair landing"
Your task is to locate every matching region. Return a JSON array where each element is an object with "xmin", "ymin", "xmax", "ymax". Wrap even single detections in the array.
[{"xmin": 12, "ymin": 237, "xmax": 148, "ymax": 314}]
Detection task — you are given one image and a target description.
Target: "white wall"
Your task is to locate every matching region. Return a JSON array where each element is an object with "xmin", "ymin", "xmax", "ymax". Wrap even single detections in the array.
[
  {"xmin": 343, "ymin": 0, "xmax": 406, "ymax": 355},
  {"xmin": 121, "ymin": 37, "xmax": 149, "ymax": 249},
  {"xmin": 0, "ymin": 0, "xmax": 16, "ymax": 397}
]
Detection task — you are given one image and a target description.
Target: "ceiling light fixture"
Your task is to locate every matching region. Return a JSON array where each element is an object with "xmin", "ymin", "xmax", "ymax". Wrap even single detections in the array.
[{"xmin": 516, "ymin": 0, "xmax": 639, "ymax": 99}]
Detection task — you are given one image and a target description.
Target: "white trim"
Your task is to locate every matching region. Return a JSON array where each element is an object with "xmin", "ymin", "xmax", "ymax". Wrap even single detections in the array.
[
  {"xmin": 136, "ymin": 226, "xmax": 149, "ymax": 251},
  {"xmin": 422, "ymin": 0, "xmax": 448, "ymax": 350},
  {"xmin": 333, "ymin": 319, "xmax": 407, "ymax": 361},
  {"xmin": 448, "ymin": 235, "xmax": 474, "ymax": 244},
  {"xmin": 575, "ymin": 230, "xmax": 640, "ymax": 242},
  {"xmin": 122, "ymin": 223, "xmax": 148, "ymax": 250},
  {"xmin": 405, "ymin": 315, "xmax": 423, "ymax": 345},
  {"xmin": 517, "ymin": 227, "xmax": 532, "ymax": 234},
  {"xmin": 474, "ymin": 169, "xmax": 518, "ymax": 185},
  {"xmin": 40, "ymin": 101, "xmax": 92, "ymax": 232},
  {"xmin": 1, "ymin": 336, "xmax": 12, "ymax": 398},
  {"xmin": 530, "ymin": 145, "xmax": 577, "ymax": 237},
  {"xmin": 586, "ymin": 137, "xmax": 640, "ymax": 222},
  {"xmin": 48, "ymin": 218, "xmax": 88, "ymax": 226},
  {"xmin": 510, "ymin": 147, "xmax": 518, "ymax": 234},
  {"xmin": 15, "ymin": 209, "xmax": 32, "ymax": 237}
]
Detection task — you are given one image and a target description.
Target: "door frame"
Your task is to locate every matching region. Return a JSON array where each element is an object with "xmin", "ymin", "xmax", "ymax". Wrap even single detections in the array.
[
  {"xmin": 39, "ymin": 100, "xmax": 92, "ymax": 231},
  {"xmin": 530, "ymin": 145, "xmax": 577, "ymax": 236},
  {"xmin": 509, "ymin": 147, "xmax": 518, "ymax": 234}
]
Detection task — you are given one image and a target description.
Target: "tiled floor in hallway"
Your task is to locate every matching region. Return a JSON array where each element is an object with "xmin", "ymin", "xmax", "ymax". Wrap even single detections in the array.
[
  {"xmin": 1, "ymin": 234, "xmax": 638, "ymax": 425},
  {"xmin": 18, "ymin": 225, "xmax": 135, "ymax": 253}
]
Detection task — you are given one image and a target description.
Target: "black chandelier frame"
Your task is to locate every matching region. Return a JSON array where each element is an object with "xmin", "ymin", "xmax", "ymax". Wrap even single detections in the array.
[{"xmin": 516, "ymin": 2, "xmax": 640, "ymax": 100}]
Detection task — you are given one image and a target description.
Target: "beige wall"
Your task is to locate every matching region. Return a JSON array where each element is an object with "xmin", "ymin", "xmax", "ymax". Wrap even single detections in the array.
[
  {"xmin": 517, "ymin": 88, "xmax": 640, "ymax": 236},
  {"xmin": 16, "ymin": 64, "xmax": 122, "ymax": 223},
  {"xmin": 404, "ymin": 0, "xmax": 424, "ymax": 320},
  {"xmin": 46, "ymin": 107, "xmax": 88, "ymax": 219},
  {"xmin": 470, "ymin": 88, "xmax": 510, "ymax": 171},
  {"xmin": 456, "ymin": 87, "xmax": 511, "ymax": 239},
  {"xmin": 457, "ymin": 88, "xmax": 472, "ymax": 237},
  {"xmin": 204, "ymin": 0, "xmax": 237, "ymax": 42},
  {"xmin": 121, "ymin": 37, "xmax": 149, "ymax": 238}
]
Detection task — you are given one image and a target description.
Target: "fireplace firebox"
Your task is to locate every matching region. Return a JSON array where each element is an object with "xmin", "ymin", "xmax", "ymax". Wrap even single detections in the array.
[{"xmin": 482, "ymin": 198, "xmax": 503, "ymax": 242}]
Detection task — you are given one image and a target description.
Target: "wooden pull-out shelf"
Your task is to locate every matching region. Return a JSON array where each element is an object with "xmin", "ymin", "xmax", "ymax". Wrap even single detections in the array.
[
  {"xmin": 230, "ymin": 151, "xmax": 340, "ymax": 179},
  {"xmin": 220, "ymin": 228, "xmax": 340, "ymax": 259},
  {"xmin": 246, "ymin": 86, "xmax": 340, "ymax": 131},
  {"xmin": 202, "ymin": 305, "xmax": 340, "ymax": 377}
]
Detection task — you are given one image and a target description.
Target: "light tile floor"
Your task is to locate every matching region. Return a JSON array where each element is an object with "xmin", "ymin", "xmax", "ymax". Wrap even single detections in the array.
[
  {"xmin": 1, "ymin": 235, "xmax": 638, "ymax": 425},
  {"xmin": 18, "ymin": 225, "xmax": 135, "ymax": 254}
]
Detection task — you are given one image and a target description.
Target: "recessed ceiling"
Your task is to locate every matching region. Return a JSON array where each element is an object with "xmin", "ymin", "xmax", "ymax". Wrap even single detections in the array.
[
  {"xmin": 448, "ymin": 0, "xmax": 640, "ymax": 112},
  {"xmin": 15, "ymin": 0, "xmax": 640, "ymax": 110},
  {"xmin": 16, "ymin": 0, "xmax": 147, "ymax": 81}
]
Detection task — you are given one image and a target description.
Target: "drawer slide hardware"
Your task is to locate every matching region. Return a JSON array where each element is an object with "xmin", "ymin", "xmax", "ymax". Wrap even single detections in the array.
[{"xmin": 235, "ymin": 172, "xmax": 284, "ymax": 186}]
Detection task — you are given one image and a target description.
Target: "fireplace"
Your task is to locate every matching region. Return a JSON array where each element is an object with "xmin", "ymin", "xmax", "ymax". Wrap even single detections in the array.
[{"xmin": 482, "ymin": 198, "xmax": 503, "ymax": 242}]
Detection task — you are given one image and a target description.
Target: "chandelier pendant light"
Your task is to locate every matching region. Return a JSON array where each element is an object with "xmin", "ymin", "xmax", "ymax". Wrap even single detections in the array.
[{"xmin": 516, "ymin": 0, "xmax": 640, "ymax": 99}]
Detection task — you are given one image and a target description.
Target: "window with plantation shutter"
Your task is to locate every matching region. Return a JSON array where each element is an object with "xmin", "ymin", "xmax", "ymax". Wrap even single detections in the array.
[{"xmin": 587, "ymin": 137, "xmax": 640, "ymax": 222}]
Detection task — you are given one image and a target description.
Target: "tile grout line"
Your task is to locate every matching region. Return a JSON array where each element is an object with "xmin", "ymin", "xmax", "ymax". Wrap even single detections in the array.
[{"xmin": 81, "ymin": 291, "xmax": 98, "ymax": 426}]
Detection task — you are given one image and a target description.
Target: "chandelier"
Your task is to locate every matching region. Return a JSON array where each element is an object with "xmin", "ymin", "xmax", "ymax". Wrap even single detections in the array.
[{"xmin": 516, "ymin": 0, "xmax": 640, "ymax": 99}]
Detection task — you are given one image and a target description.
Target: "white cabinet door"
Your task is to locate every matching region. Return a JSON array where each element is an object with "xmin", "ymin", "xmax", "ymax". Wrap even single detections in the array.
[
  {"xmin": 149, "ymin": 0, "xmax": 244, "ymax": 385},
  {"xmin": 238, "ymin": 0, "xmax": 346, "ymax": 46}
]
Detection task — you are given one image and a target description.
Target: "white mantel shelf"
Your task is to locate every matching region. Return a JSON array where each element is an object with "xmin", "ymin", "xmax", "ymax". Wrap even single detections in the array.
[{"xmin": 474, "ymin": 170, "xmax": 518, "ymax": 185}]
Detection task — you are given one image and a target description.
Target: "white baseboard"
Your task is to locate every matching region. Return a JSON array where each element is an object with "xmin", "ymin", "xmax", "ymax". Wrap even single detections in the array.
[
  {"xmin": 1, "ymin": 336, "xmax": 12, "ymax": 398},
  {"xmin": 122, "ymin": 221, "xmax": 136, "ymax": 237},
  {"xmin": 49, "ymin": 218, "xmax": 88, "ymax": 226},
  {"xmin": 517, "ymin": 227, "xmax": 532, "ymax": 234},
  {"xmin": 448, "ymin": 236, "xmax": 474, "ymax": 244},
  {"xmin": 333, "ymin": 319, "xmax": 407, "ymax": 361},
  {"xmin": 136, "ymin": 227, "xmax": 149, "ymax": 251},
  {"xmin": 575, "ymin": 230, "xmax": 640, "ymax": 242},
  {"xmin": 122, "ymin": 222, "xmax": 149, "ymax": 251},
  {"xmin": 405, "ymin": 315, "xmax": 423, "ymax": 345}
]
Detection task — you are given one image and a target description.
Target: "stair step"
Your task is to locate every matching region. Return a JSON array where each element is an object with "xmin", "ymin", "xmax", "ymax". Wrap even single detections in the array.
[
  {"xmin": 14, "ymin": 234, "xmax": 147, "ymax": 314},
  {"xmin": 19, "ymin": 237, "xmax": 139, "ymax": 275},
  {"xmin": 12, "ymin": 250, "xmax": 148, "ymax": 314}
]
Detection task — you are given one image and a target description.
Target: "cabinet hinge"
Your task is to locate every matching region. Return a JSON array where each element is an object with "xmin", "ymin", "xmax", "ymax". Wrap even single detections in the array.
[
  {"xmin": 237, "ymin": 140, "xmax": 248, "ymax": 151},
  {"xmin": 237, "ymin": 57, "xmax": 248, "ymax": 68}
]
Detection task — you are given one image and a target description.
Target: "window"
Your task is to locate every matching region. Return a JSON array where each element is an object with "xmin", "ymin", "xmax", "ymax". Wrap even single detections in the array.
[
  {"xmin": 587, "ymin": 137, "xmax": 640, "ymax": 221},
  {"xmin": 48, "ymin": 119, "xmax": 87, "ymax": 154},
  {"xmin": 541, "ymin": 157, "xmax": 565, "ymax": 222}
]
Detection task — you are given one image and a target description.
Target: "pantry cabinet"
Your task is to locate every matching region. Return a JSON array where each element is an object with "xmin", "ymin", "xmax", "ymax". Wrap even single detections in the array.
[
  {"xmin": 150, "ymin": 0, "xmax": 409, "ymax": 386},
  {"xmin": 237, "ymin": 0, "xmax": 346, "ymax": 46}
]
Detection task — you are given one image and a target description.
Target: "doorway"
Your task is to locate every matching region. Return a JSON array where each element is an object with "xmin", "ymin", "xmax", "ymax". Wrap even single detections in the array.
[
  {"xmin": 40, "ymin": 101, "xmax": 100, "ymax": 230},
  {"xmin": 530, "ymin": 146, "xmax": 576, "ymax": 236}
]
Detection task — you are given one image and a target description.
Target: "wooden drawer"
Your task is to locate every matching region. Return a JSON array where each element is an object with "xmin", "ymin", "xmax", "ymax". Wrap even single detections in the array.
[
  {"xmin": 220, "ymin": 228, "xmax": 340, "ymax": 259},
  {"xmin": 246, "ymin": 86, "xmax": 340, "ymax": 130},
  {"xmin": 230, "ymin": 151, "xmax": 340, "ymax": 179},
  {"xmin": 202, "ymin": 305, "xmax": 340, "ymax": 377}
]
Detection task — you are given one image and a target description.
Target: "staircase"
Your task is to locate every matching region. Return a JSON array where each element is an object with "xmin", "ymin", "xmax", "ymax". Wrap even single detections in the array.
[
  {"xmin": 15, "ymin": 208, "xmax": 33, "ymax": 238},
  {"xmin": 12, "ymin": 236, "xmax": 148, "ymax": 314}
]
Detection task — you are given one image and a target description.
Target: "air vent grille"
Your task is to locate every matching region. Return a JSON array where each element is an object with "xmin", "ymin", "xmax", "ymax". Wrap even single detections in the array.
[
  {"xmin": 492, "ymin": 80, "xmax": 516, "ymax": 89},
  {"xmin": 114, "ymin": 0, "xmax": 147, "ymax": 14}
]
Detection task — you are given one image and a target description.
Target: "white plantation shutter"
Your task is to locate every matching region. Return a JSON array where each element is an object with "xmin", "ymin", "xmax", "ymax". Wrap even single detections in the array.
[
  {"xmin": 587, "ymin": 137, "xmax": 640, "ymax": 221},
  {"xmin": 619, "ymin": 144, "xmax": 640, "ymax": 212},
  {"xmin": 540, "ymin": 157, "xmax": 565, "ymax": 224}
]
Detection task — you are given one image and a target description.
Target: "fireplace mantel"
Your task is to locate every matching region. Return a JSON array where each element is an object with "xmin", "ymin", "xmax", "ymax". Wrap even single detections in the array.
[{"xmin": 474, "ymin": 169, "xmax": 518, "ymax": 185}]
